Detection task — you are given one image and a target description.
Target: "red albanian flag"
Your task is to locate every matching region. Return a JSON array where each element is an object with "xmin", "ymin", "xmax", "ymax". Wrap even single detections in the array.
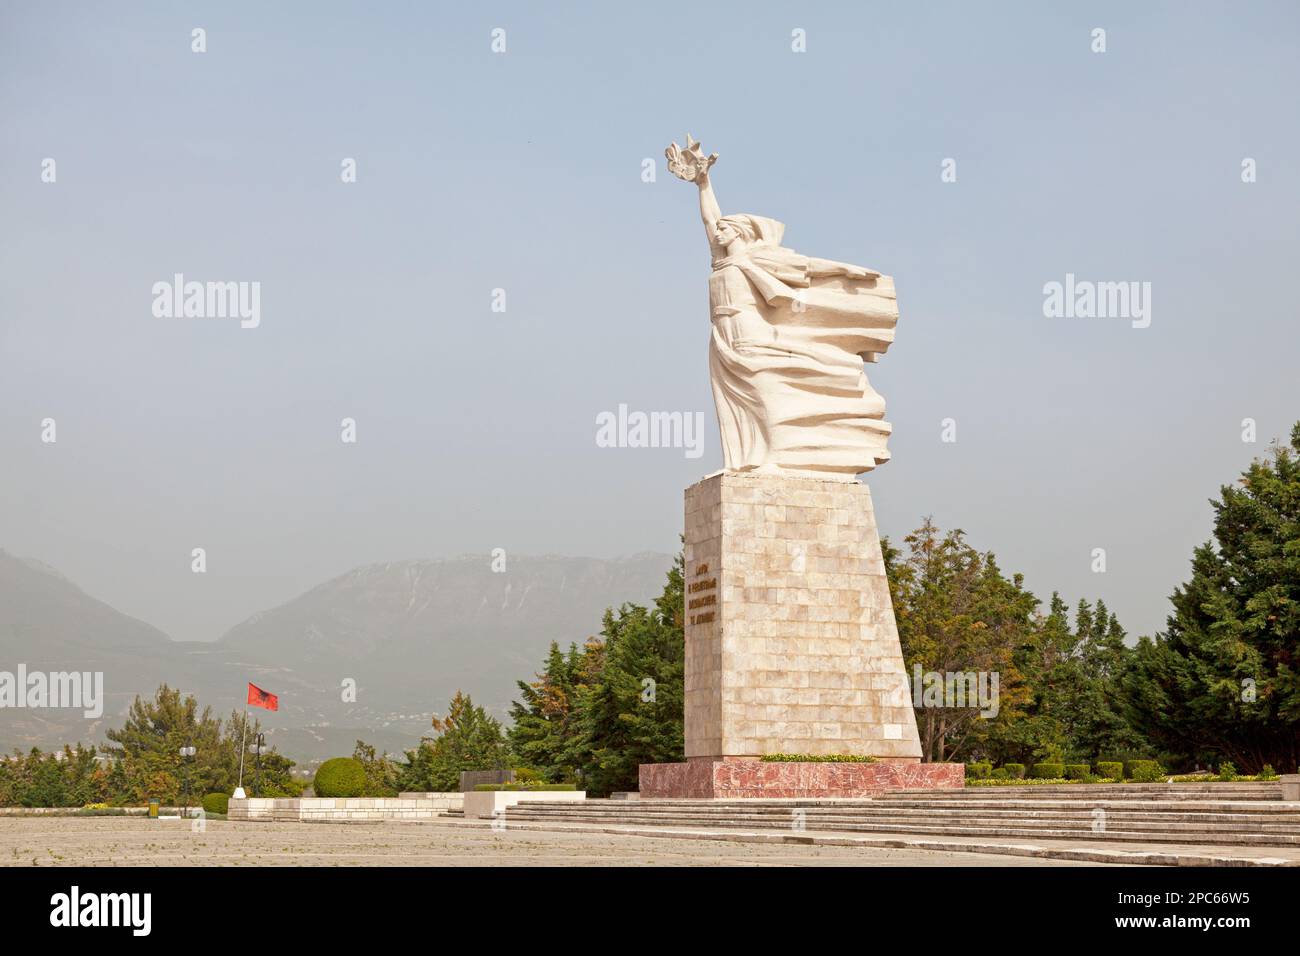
[{"xmin": 247, "ymin": 682, "xmax": 279, "ymax": 712}]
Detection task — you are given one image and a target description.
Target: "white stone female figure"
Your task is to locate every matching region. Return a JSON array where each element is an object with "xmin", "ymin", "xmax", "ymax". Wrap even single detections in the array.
[{"xmin": 666, "ymin": 136, "xmax": 899, "ymax": 476}]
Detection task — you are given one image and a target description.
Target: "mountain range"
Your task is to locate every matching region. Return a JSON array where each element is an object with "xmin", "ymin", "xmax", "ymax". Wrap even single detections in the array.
[{"xmin": 0, "ymin": 549, "xmax": 674, "ymax": 762}]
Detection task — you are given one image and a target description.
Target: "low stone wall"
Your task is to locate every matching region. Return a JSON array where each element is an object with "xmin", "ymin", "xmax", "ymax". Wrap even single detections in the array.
[
  {"xmin": 639, "ymin": 760, "xmax": 964, "ymax": 798},
  {"xmin": 0, "ymin": 807, "xmax": 159, "ymax": 816},
  {"xmin": 463, "ymin": 790, "xmax": 587, "ymax": 819},
  {"xmin": 229, "ymin": 794, "xmax": 462, "ymax": 822}
]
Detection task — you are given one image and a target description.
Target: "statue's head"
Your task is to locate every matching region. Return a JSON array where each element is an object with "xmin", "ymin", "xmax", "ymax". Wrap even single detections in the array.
[
  {"xmin": 715, "ymin": 215, "xmax": 755, "ymax": 249},
  {"xmin": 715, "ymin": 214, "xmax": 784, "ymax": 252}
]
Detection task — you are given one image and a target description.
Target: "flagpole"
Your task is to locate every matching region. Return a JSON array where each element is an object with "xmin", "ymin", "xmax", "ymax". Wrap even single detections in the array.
[{"xmin": 235, "ymin": 698, "xmax": 249, "ymax": 798}]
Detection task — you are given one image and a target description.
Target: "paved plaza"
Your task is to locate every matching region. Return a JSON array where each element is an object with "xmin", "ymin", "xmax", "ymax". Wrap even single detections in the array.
[{"xmin": 0, "ymin": 817, "xmax": 1098, "ymax": 867}]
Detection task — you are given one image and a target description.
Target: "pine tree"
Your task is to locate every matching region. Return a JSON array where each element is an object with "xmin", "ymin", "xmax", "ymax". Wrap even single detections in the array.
[
  {"xmin": 1123, "ymin": 424, "xmax": 1300, "ymax": 772},
  {"xmin": 399, "ymin": 691, "xmax": 509, "ymax": 792},
  {"xmin": 577, "ymin": 556, "xmax": 685, "ymax": 795},
  {"xmin": 508, "ymin": 641, "xmax": 582, "ymax": 782},
  {"xmin": 1077, "ymin": 601, "xmax": 1146, "ymax": 759}
]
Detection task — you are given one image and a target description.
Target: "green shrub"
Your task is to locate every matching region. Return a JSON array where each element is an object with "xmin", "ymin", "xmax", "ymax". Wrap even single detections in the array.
[
  {"xmin": 1123, "ymin": 759, "xmax": 1155, "ymax": 780},
  {"xmin": 1096, "ymin": 761, "xmax": 1123, "ymax": 780},
  {"xmin": 473, "ymin": 783, "xmax": 578, "ymax": 792},
  {"xmin": 1063, "ymin": 764, "xmax": 1091, "ymax": 780},
  {"xmin": 990, "ymin": 767, "xmax": 1010, "ymax": 780},
  {"xmin": 313, "ymin": 757, "xmax": 368, "ymax": 798},
  {"xmin": 512, "ymin": 767, "xmax": 544, "ymax": 785},
  {"xmin": 1002, "ymin": 763, "xmax": 1026, "ymax": 779},
  {"xmin": 201, "ymin": 792, "xmax": 229, "ymax": 815},
  {"xmin": 760, "ymin": 754, "xmax": 876, "ymax": 763},
  {"xmin": 967, "ymin": 760, "xmax": 993, "ymax": 780},
  {"xmin": 1259, "ymin": 764, "xmax": 1279, "ymax": 781},
  {"xmin": 1127, "ymin": 760, "xmax": 1165, "ymax": 783},
  {"xmin": 1030, "ymin": 763, "xmax": 1065, "ymax": 780},
  {"xmin": 1217, "ymin": 761, "xmax": 1238, "ymax": 781}
]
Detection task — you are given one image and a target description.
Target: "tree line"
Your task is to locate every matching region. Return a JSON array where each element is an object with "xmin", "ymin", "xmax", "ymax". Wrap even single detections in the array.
[
  {"xmin": 0, "ymin": 686, "xmax": 293, "ymax": 808},
  {"xmin": 390, "ymin": 424, "xmax": 1299, "ymax": 793},
  {"xmin": 5, "ymin": 424, "xmax": 1297, "ymax": 804}
]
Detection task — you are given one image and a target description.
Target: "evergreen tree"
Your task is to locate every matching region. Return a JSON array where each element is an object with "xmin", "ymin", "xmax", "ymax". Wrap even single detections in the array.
[
  {"xmin": 102, "ymin": 685, "xmax": 297, "ymax": 802},
  {"xmin": 504, "ymin": 555, "xmax": 685, "ymax": 796},
  {"xmin": 578, "ymin": 555, "xmax": 685, "ymax": 795},
  {"xmin": 508, "ymin": 641, "xmax": 583, "ymax": 782},
  {"xmin": 1005, "ymin": 592, "xmax": 1077, "ymax": 763},
  {"xmin": 104, "ymin": 685, "xmax": 226, "ymax": 802},
  {"xmin": 1077, "ymin": 601, "xmax": 1146, "ymax": 759},
  {"xmin": 398, "ymin": 691, "xmax": 509, "ymax": 792},
  {"xmin": 1123, "ymin": 424, "xmax": 1300, "ymax": 772},
  {"xmin": 351, "ymin": 740, "xmax": 400, "ymax": 796}
]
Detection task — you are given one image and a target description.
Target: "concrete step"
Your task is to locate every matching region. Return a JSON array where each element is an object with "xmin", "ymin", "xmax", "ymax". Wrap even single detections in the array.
[
  {"xmin": 503, "ymin": 806, "xmax": 1300, "ymax": 827},
  {"xmin": 500, "ymin": 810, "xmax": 1300, "ymax": 847},
  {"xmin": 490, "ymin": 819, "xmax": 1300, "ymax": 867},
  {"xmin": 505, "ymin": 806, "xmax": 1299, "ymax": 830},
  {"xmin": 513, "ymin": 798, "xmax": 1300, "ymax": 816},
  {"xmin": 883, "ymin": 784, "xmax": 1282, "ymax": 800},
  {"xmin": 501, "ymin": 788, "xmax": 1300, "ymax": 847},
  {"xmin": 868, "ymin": 798, "xmax": 1299, "ymax": 813}
]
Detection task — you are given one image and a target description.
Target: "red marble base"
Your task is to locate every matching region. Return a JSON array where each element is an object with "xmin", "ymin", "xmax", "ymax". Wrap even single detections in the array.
[{"xmin": 638, "ymin": 759, "xmax": 964, "ymax": 799}]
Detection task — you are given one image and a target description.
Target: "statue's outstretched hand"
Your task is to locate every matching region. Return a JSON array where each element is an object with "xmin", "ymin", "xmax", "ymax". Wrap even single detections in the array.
[{"xmin": 666, "ymin": 134, "xmax": 718, "ymax": 184}]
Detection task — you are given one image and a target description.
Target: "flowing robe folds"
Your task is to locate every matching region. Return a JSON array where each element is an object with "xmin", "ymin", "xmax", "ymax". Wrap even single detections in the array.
[{"xmin": 707, "ymin": 215, "xmax": 898, "ymax": 475}]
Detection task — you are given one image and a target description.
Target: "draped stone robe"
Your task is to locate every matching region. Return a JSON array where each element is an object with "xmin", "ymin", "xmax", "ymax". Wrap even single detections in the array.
[{"xmin": 706, "ymin": 215, "xmax": 898, "ymax": 475}]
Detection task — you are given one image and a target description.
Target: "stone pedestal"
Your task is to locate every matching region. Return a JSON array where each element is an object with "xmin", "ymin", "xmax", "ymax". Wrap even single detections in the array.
[
  {"xmin": 684, "ymin": 471, "xmax": 923, "ymax": 760},
  {"xmin": 640, "ymin": 472, "xmax": 956, "ymax": 798}
]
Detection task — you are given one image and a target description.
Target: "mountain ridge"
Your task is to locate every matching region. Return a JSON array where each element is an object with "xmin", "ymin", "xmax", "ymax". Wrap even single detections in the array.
[{"xmin": 0, "ymin": 548, "xmax": 676, "ymax": 760}]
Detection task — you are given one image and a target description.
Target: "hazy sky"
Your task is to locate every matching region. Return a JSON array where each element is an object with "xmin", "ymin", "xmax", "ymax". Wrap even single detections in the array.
[{"xmin": 2, "ymin": 1, "xmax": 1297, "ymax": 644}]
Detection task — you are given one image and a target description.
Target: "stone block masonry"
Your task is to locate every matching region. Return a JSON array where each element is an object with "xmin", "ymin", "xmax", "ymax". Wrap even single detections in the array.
[{"xmin": 683, "ymin": 472, "xmax": 924, "ymax": 761}]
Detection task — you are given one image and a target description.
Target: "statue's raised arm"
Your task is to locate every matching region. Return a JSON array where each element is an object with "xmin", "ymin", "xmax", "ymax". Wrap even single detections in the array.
[{"xmin": 665, "ymin": 135, "xmax": 720, "ymax": 250}]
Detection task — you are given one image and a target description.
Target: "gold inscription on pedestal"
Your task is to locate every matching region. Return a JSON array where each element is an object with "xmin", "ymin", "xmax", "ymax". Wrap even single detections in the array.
[{"xmin": 688, "ymin": 562, "xmax": 717, "ymax": 627}]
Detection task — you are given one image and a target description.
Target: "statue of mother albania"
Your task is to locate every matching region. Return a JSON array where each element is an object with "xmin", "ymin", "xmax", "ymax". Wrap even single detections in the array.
[{"xmin": 665, "ymin": 136, "xmax": 899, "ymax": 477}]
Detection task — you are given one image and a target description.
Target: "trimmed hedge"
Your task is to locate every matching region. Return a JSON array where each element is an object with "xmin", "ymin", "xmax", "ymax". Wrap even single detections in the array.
[
  {"xmin": 313, "ymin": 757, "xmax": 368, "ymax": 798},
  {"xmin": 1096, "ymin": 761, "xmax": 1123, "ymax": 780},
  {"xmin": 1127, "ymin": 760, "xmax": 1166, "ymax": 783},
  {"xmin": 1002, "ymin": 763, "xmax": 1026, "ymax": 779},
  {"xmin": 967, "ymin": 760, "xmax": 993, "ymax": 780},
  {"xmin": 760, "ymin": 754, "xmax": 877, "ymax": 763},
  {"xmin": 1030, "ymin": 763, "xmax": 1065, "ymax": 779},
  {"xmin": 1063, "ymin": 764, "xmax": 1091, "ymax": 780},
  {"xmin": 473, "ymin": 783, "xmax": 578, "ymax": 792},
  {"xmin": 201, "ymin": 792, "xmax": 229, "ymax": 815}
]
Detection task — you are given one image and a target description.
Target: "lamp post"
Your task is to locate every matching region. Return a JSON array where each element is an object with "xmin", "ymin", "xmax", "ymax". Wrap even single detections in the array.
[
  {"xmin": 179, "ymin": 739, "xmax": 196, "ymax": 819},
  {"xmin": 251, "ymin": 734, "xmax": 267, "ymax": 798}
]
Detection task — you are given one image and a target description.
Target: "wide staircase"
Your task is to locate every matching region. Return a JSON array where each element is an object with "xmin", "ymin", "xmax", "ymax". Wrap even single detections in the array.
[{"xmin": 502, "ymin": 783, "xmax": 1300, "ymax": 847}]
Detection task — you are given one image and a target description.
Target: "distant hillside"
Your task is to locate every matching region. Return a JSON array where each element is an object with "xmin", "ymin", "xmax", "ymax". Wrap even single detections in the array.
[
  {"xmin": 0, "ymin": 549, "xmax": 244, "ymax": 746},
  {"xmin": 217, "ymin": 553, "xmax": 675, "ymax": 720},
  {"xmin": 0, "ymin": 550, "xmax": 675, "ymax": 760}
]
